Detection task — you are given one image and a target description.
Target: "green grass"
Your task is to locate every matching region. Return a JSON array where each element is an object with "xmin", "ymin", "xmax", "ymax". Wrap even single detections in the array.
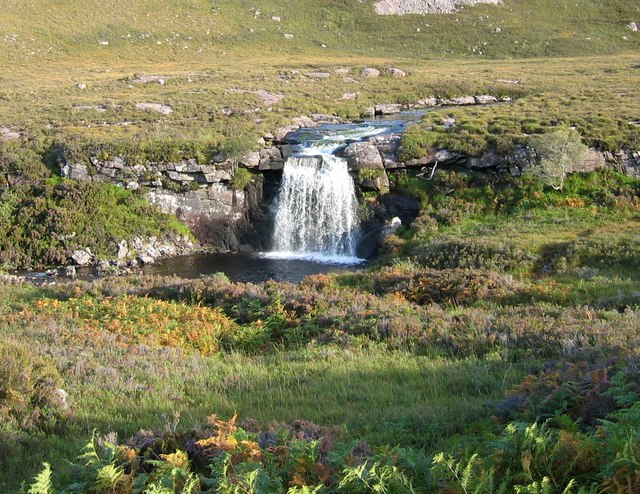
[{"xmin": 1, "ymin": 165, "xmax": 638, "ymax": 489}]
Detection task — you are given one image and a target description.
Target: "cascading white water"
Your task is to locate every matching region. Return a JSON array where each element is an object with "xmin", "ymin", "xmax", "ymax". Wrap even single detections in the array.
[
  {"xmin": 267, "ymin": 116, "xmax": 415, "ymax": 264},
  {"xmin": 271, "ymin": 154, "xmax": 360, "ymax": 260}
]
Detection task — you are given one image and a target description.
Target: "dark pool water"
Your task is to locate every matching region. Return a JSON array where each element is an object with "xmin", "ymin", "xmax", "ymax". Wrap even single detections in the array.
[{"xmin": 139, "ymin": 252, "xmax": 366, "ymax": 283}]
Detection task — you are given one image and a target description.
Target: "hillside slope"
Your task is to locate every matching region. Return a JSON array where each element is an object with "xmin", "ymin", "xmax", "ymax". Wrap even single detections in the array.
[{"xmin": 0, "ymin": 0, "xmax": 638, "ymax": 68}]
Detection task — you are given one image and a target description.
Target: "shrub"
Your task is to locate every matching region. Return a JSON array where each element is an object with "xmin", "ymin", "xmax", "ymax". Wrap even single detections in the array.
[
  {"xmin": 0, "ymin": 340, "xmax": 66, "ymax": 432},
  {"xmin": 526, "ymin": 129, "xmax": 588, "ymax": 191}
]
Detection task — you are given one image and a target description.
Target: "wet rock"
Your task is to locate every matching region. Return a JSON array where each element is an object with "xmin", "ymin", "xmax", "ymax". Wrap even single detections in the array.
[
  {"xmin": 374, "ymin": 103, "xmax": 403, "ymax": 115},
  {"xmin": 138, "ymin": 255, "xmax": 155, "ymax": 265},
  {"xmin": 63, "ymin": 266, "xmax": 77, "ymax": 279},
  {"xmin": 275, "ymin": 124, "xmax": 300, "ymax": 141}
]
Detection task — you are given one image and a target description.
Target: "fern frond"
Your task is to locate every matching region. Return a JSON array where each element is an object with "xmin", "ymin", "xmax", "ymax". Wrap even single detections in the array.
[{"xmin": 27, "ymin": 463, "xmax": 54, "ymax": 494}]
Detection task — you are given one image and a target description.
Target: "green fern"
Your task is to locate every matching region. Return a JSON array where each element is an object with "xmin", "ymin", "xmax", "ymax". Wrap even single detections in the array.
[
  {"xmin": 27, "ymin": 463, "xmax": 55, "ymax": 494},
  {"xmin": 337, "ymin": 461, "xmax": 416, "ymax": 494},
  {"xmin": 94, "ymin": 464, "xmax": 126, "ymax": 492}
]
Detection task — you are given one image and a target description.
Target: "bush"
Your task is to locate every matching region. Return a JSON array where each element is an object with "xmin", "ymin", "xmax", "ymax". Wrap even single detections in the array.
[
  {"xmin": 0, "ymin": 340, "xmax": 66, "ymax": 432},
  {"xmin": 526, "ymin": 129, "xmax": 588, "ymax": 190}
]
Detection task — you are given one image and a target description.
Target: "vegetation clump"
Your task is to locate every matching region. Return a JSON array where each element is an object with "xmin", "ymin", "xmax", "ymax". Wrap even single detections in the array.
[
  {"xmin": 526, "ymin": 129, "xmax": 589, "ymax": 190},
  {"xmin": 0, "ymin": 340, "xmax": 66, "ymax": 432},
  {"xmin": 0, "ymin": 181, "xmax": 189, "ymax": 268}
]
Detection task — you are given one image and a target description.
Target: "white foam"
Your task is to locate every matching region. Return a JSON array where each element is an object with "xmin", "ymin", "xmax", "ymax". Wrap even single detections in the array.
[{"xmin": 261, "ymin": 251, "xmax": 365, "ymax": 265}]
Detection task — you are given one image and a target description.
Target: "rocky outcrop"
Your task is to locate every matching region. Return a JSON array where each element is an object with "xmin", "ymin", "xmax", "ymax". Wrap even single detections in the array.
[
  {"xmin": 374, "ymin": 0, "xmax": 501, "ymax": 15},
  {"xmin": 60, "ymin": 152, "xmax": 269, "ymax": 251}
]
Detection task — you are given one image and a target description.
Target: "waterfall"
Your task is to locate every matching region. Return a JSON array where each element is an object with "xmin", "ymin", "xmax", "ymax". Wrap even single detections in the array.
[
  {"xmin": 266, "ymin": 114, "xmax": 419, "ymax": 264},
  {"xmin": 271, "ymin": 155, "xmax": 360, "ymax": 260}
]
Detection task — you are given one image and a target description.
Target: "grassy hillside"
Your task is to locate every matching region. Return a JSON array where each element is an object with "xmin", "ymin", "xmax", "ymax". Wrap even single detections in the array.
[
  {"xmin": 1, "ymin": 0, "xmax": 639, "ymax": 67},
  {"xmin": 1, "ymin": 0, "xmax": 638, "ymax": 169}
]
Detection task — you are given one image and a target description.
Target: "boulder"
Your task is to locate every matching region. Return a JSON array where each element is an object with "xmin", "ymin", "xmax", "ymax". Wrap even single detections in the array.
[
  {"xmin": 343, "ymin": 142, "xmax": 384, "ymax": 171},
  {"xmin": 468, "ymin": 153, "xmax": 502, "ymax": 169},
  {"xmin": 71, "ymin": 249, "xmax": 93, "ymax": 266},
  {"xmin": 167, "ymin": 171, "xmax": 196, "ymax": 182},
  {"xmin": 387, "ymin": 68, "xmax": 407, "ymax": 77},
  {"xmin": 307, "ymin": 72, "xmax": 331, "ymax": 78},
  {"xmin": 103, "ymin": 156, "xmax": 126, "ymax": 169},
  {"xmin": 275, "ymin": 124, "xmax": 300, "ymax": 141},
  {"xmin": 628, "ymin": 22, "xmax": 638, "ymax": 32},
  {"xmin": 62, "ymin": 266, "xmax": 77, "ymax": 279},
  {"xmin": 117, "ymin": 240, "xmax": 129, "ymax": 260},
  {"xmin": 444, "ymin": 96, "xmax": 476, "ymax": 106},
  {"xmin": 374, "ymin": 104, "xmax": 403, "ymax": 115},
  {"xmin": 138, "ymin": 255, "xmax": 155, "ymax": 265},
  {"xmin": 475, "ymin": 95, "xmax": 498, "ymax": 104},
  {"xmin": 416, "ymin": 97, "xmax": 438, "ymax": 107},
  {"xmin": 62, "ymin": 163, "xmax": 92, "ymax": 181},
  {"xmin": 355, "ymin": 169, "xmax": 390, "ymax": 193},
  {"xmin": 135, "ymin": 102, "xmax": 173, "ymax": 115},
  {"xmin": 174, "ymin": 159, "xmax": 201, "ymax": 173},
  {"xmin": 255, "ymin": 89, "xmax": 285, "ymax": 106},
  {"xmin": 95, "ymin": 259, "xmax": 112, "ymax": 275},
  {"xmin": 203, "ymin": 168, "xmax": 234, "ymax": 183},
  {"xmin": 362, "ymin": 67, "xmax": 381, "ymax": 78},
  {"xmin": 239, "ymin": 151, "xmax": 261, "ymax": 168},
  {"xmin": 259, "ymin": 147, "xmax": 284, "ymax": 170}
]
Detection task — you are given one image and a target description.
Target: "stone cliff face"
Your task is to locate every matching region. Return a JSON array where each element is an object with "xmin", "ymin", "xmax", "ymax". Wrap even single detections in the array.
[{"xmin": 60, "ymin": 106, "xmax": 640, "ymax": 256}]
